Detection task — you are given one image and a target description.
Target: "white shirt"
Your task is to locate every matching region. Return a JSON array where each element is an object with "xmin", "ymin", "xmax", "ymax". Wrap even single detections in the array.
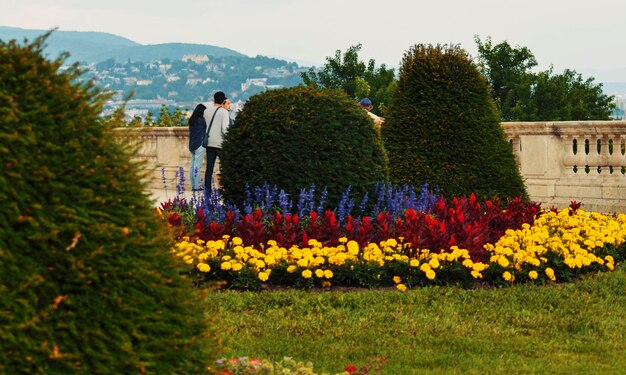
[{"xmin": 203, "ymin": 106, "xmax": 230, "ymax": 148}]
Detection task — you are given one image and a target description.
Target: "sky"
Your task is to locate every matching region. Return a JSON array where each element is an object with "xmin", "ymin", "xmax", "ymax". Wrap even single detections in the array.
[{"xmin": 2, "ymin": 0, "xmax": 626, "ymax": 83}]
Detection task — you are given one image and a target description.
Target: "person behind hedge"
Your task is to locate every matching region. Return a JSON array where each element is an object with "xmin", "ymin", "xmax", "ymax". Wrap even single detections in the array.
[
  {"xmin": 203, "ymin": 91, "xmax": 231, "ymax": 191},
  {"xmin": 188, "ymin": 103, "xmax": 207, "ymax": 191},
  {"xmin": 359, "ymin": 97, "xmax": 384, "ymax": 129}
]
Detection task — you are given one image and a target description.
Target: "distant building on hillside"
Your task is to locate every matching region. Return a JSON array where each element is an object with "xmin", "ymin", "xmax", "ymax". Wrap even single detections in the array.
[
  {"xmin": 241, "ymin": 78, "xmax": 267, "ymax": 91},
  {"xmin": 611, "ymin": 95, "xmax": 625, "ymax": 120},
  {"xmin": 182, "ymin": 54, "xmax": 209, "ymax": 64}
]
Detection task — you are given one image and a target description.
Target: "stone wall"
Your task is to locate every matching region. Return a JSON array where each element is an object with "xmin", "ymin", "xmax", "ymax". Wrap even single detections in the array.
[{"xmin": 116, "ymin": 121, "xmax": 626, "ymax": 212}]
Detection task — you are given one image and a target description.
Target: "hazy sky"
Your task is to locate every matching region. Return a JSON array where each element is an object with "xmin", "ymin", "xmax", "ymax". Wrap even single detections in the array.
[{"xmin": 2, "ymin": 0, "xmax": 626, "ymax": 82}]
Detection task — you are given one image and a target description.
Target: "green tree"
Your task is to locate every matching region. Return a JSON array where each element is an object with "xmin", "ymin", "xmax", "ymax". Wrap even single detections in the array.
[
  {"xmin": 171, "ymin": 107, "xmax": 187, "ymax": 126},
  {"xmin": 143, "ymin": 110, "xmax": 154, "ymax": 126},
  {"xmin": 475, "ymin": 36, "xmax": 614, "ymax": 121},
  {"xmin": 301, "ymin": 44, "xmax": 396, "ymax": 115},
  {"xmin": 157, "ymin": 104, "xmax": 173, "ymax": 126},
  {"xmin": 382, "ymin": 44, "xmax": 526, "ymax": 201},
  {"xmin": 0, "ymin": 35, "xmax": 216, "ymax": 373},
  {"xmin": 128, "ymin": 115, "xmax": 143, "ymax": 127},
  {"xmin": 475, "ymin": 36, "xmax": 537, "ymax": 121},
  {"xmin": 512, "ymin": 68, "xmax": 615, "ymax": 121}
]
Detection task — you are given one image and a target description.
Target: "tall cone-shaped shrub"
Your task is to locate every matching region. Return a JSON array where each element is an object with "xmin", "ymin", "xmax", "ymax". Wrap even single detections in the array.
[
  {"xmin": 0, "ymin": 36, "xmax": 216, "ymax": 373},
  {"xmin": 220, "ymin": 86, "xmax": 388, "ymax": 207},
  {"xmin": 382, "ymin": 44, "xmax": 526, "ymax": 200}
]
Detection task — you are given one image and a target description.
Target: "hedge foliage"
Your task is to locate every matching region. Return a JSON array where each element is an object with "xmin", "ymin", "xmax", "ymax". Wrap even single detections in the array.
[
  {"xmin": 382, "ymin": 44, "xmax": 527, "ymax": 201},
  {"xmin": 220, "ymin": 86, "xmax": 388, "ymax": 207},
  {"xmin": 0, "ymin": 35, "xmax": 215, "ymax": 373}
]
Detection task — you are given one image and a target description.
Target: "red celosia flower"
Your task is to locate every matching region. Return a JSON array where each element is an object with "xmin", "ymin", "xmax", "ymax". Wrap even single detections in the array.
[{"xmin": 344, "ymin": 364, "xmax": 358, "ymax": 373}]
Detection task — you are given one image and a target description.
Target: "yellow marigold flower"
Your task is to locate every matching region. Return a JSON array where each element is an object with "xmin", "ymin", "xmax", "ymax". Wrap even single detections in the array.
[
  {"xmin": 302, "ymin": 269, "xmax": 313, "ymax": 279},
  {"xmin": 232, "ymin": 237, "xmax": 243, "ymax": 246},
  {"xmin": 503, "ymin": 271, "xmax": 513, "ymax": 282},
  {"xmin": 222, "ymin": 255, "xmax": 232, "ymax": 262},
  {"xmin": 527, "ymin": 257, "xmax": 541, "ymax": 267},
  {"xmin": 324, "ymin": 269, "xmax": 333, "ymax": 279},
  {"xmin": 255, "ymin": 260, "xmax": 266, "ymax": 269},
  {"xmin": 545, "ymin": 267, "xmax": 556, "ymax": 281},
  {"xmin": 425, "ymin": 269, "xmax": 436, "ymax": 280},
  {"xmin": 606, "ymin": 262, "xmax": 614, "ymax": 271},
  {"xmin": 528, "ymin": 270, "xmax": 538, "ymax": 280},
  {"xmin": 498, "ymin": 256, "xmax": 510, "ymax": 268},
  {"xmin": 287, "ymin": 265, "xmax": 297, "ymax": 273},
  {"xmin": 297, "ymin": 258, "xmax": 309, "ymax": 268},
  {"xmin": 258, "ymin": 271, "xmax": 269, "ymax": 282},
  {"xmin": 231, "ymin": 262, "xmax": 243, "ymax": 272},
  {"xmin": 339, "ymin": 237, "xmax": 348, "ymax": 243},
  {"xmin": 396, "ymin": 283, "xmax": 407, "ymax": 292},
  {"xmin": 314, "ymin": 256, "xmax": 326, "ymax": 266},
  {"xmin": 420, "ymin": 263, "xmax": 431, "ymax": 272},
  {"xmin": 410, "ymin": 259, "xmax": 420, "ymax": 267},
  {"xmin": 605, "ymin": 255, "xmax": 615, "ymax": 263},
  {"xmin": 265, "ymin": 256, "xmax": 276, "ymax": 266},
  {"xmin": 393, "ymin": 276, "xmax": 402, "ymax": 284},
  {"xmin": 347, "ymin": 240, "xmax": 360, "ymax": 255},
  {"xmin": 386, "ymin": 238, "xmax": 398, "ymax": 247},
  {"xmin": 471, "ymin": 270, "xmax": 483, "ymax": 279},
  {"xmin": 429, "ymin": 258, "xmax": 440, "ymax": 269},
  {"xmin": 473, "ymin": 263, "xmax": 487, "ymax": 272},
  {"xmin": 462, "ymin": 259, "xmax": 473, "ymax": 268},
  {"xmin": 221, "ymin": 262, "xmax": 232, "ymax": 271},
  {"xmin": 197, "ymin": 263, "xmax": 211, "ymax": 273},
  {"xmin": 182, "ymin": 255, "xmax": 194, "ymax": 264},
  {"xmin": 267, "ymin": 239, "xmax": 277, "ymax": 246},
  {"xmin": 315, "ymin": 269, "xmax": 325, "ymax": 278}
]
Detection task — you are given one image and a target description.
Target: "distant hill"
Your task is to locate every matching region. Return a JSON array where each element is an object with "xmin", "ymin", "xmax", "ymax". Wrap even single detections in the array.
[
  {"xmin": 0, "ymin": 26, "xmax": 246, "ymax": 63},
  {"xmin": 0, "ymin": 26, "xmax": 139, "ymax": 62},
  {"xmin": 89, "ymin": 42, "xmax": 246, "ymax": 63}
]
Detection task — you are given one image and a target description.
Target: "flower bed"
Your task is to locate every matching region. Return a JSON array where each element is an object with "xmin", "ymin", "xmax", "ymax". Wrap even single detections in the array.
[
  {"xmin": 160, "ymin": 185, "xmax": 625, "ymax": 291},
  {"xmin": 211, "ymin": 356, "xmax": 386, "ymax": 375}
]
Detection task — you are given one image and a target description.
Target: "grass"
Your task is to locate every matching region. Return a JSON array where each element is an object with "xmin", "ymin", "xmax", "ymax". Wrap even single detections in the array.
[{"xmin": 206, "ymin": 266, "xmax": 626, "ymax": 374}]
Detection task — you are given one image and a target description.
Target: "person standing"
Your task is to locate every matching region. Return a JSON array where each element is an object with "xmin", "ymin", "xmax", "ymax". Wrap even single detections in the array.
[
  {"xmin": 359, "ymin": 97, "xmax": 384, "ymax": 129},
  {"xmin": 203, "ymin": 91, "xmax": 230, "ymax": 192},
  {"xmin": 188, "ymin": 103, "xmax": 207, "ymax": 191}
]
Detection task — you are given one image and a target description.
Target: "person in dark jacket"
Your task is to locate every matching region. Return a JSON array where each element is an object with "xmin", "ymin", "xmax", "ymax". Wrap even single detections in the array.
[{"xmin": 188, "ymin": 103, "xmax": 207, "ymax": 191}]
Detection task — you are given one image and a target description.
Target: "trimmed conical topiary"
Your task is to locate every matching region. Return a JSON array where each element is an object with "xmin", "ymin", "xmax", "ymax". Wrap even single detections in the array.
[
  {"xmin": 382, "ymin": 44, "xmax": 526, "ymax": 200},
  {"xmin": 0, "ymin": 35, "xmax": 216, "ymax": 373},
  {"xmin": 220, "ymin": 86, "xmax": 388, "ymax": 207}
]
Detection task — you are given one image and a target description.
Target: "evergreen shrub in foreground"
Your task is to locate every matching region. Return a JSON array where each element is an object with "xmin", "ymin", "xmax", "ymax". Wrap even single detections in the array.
[{"xmin": 0, "ymin": 35, "xmax": 215, "ymax": 373}]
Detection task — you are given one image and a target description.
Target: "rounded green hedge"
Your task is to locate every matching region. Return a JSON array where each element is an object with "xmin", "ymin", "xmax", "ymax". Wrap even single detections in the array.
[
  {"xmin": 382, "ymin": 44, "xmax": 527, "ymax": 201},
  {"xmin": 0, "ymin": 36, "xmax": 215, "ymax": 373},
  {"xmin": 220, "ymin": 86, "xmax": 388, "ymax": 207}
]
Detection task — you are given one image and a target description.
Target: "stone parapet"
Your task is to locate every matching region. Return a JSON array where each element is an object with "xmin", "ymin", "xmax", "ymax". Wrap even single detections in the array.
[
  {"xmin": 502, "ymin": 121, "xmax": 626, "ymax": 213},
  {"xmin": 116, "ymin": 121, "xmax": 626, "ymax": 212}
]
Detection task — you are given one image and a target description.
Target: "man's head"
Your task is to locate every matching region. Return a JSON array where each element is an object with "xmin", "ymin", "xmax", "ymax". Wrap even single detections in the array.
[
  {"xmin": 214, "ymin": 91, "xmax": 227, "ymax": 105},
  {"xmin": 359, "ymin": 98, "xmax": 373, "ymax": 110}
]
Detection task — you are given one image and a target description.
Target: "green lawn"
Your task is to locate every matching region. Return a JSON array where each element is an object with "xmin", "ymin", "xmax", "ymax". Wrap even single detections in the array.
[{"xmin": 207, "ymin": 267, "xmax": 626, "ymax": 374}]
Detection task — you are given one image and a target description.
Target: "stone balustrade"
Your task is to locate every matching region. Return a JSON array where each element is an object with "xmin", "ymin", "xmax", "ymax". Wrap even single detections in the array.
[
  {"xmin": 502, "ymin": 121, "xmax": 626, "ymax": 213},
  {"xmin": 116, "ymin": 121, "xmax": 626, "ymax": 212}
]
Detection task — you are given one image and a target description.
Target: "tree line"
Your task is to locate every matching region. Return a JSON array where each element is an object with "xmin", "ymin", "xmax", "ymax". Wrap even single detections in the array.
[{"xmin": 301, "ymin": 37, "xmax": 615, "ymax": 121}]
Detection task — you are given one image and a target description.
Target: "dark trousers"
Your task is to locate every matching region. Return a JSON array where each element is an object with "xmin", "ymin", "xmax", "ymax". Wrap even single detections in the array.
[{"xmin": 204, "ymin": 147, "xmax": 221, "ymax": 190}]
